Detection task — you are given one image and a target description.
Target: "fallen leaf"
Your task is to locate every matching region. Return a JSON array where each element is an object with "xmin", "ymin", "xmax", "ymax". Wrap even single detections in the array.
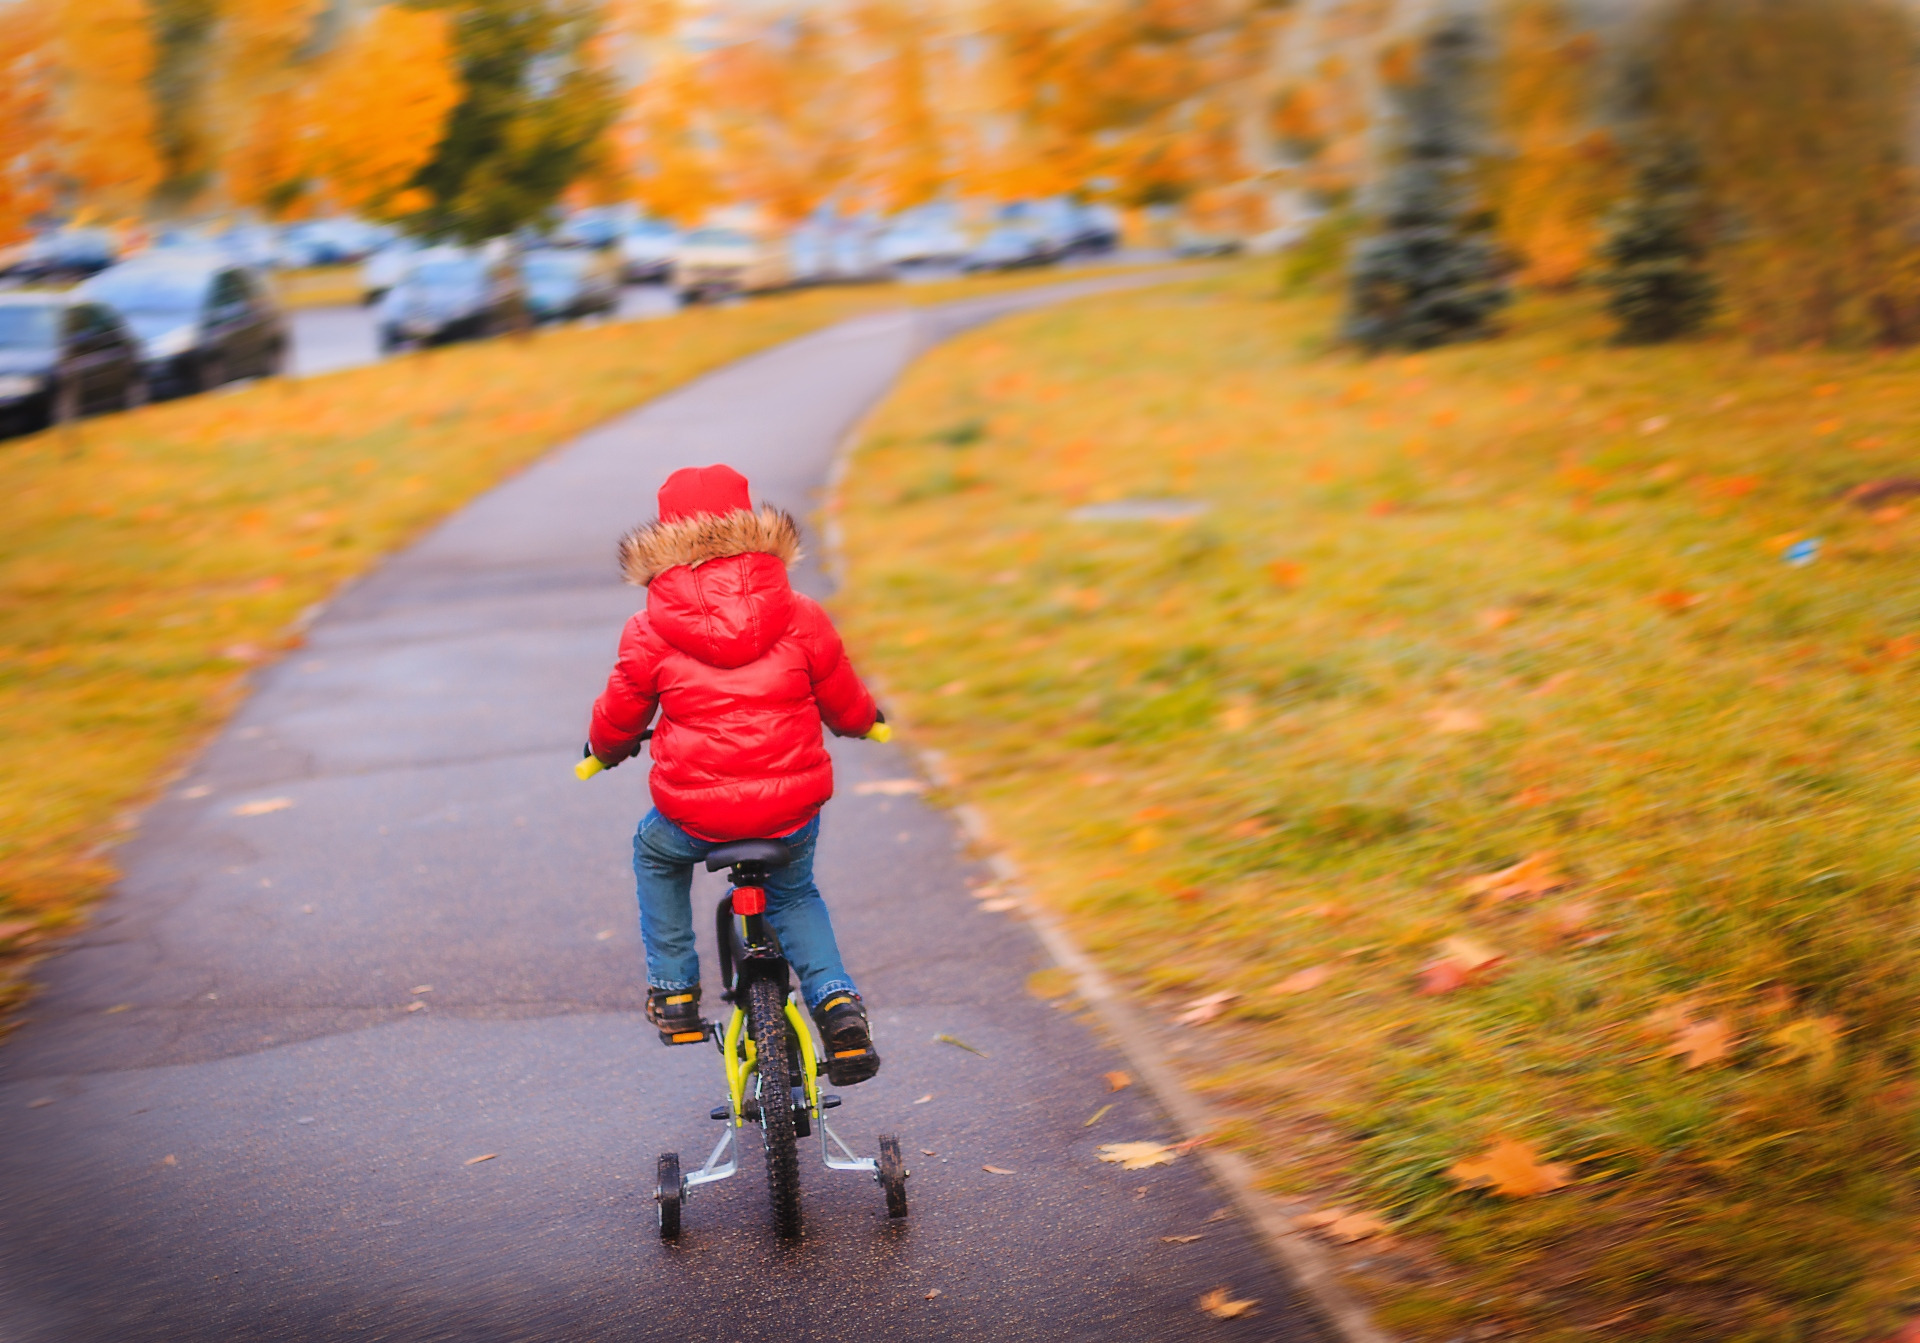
[
  {"xmin": 1272, "ymin": 965, "xmax": 1332, "ymax": 995},
  {"xmin": 921, "ymin": 1149, "xmax": 937, "ymax": 1156},
  {"xmin": 1266, "ymin": 559, "xmax": 1303, "ymax": 588},
  {"xmin": 968, "ymin": 882, "xmax": 1003, "ymax": 901},
  {"xmin": 1105, "ymin": 1070, "xmax": 1132, "ymax": 1091},
  {"xmin": 1462, "ymin": 851, "xmax": 1566, "ymax": 904},
  {"xmin": 411, "ymin": 985, "xmax": 433, "ymax": 995},
  {"xmin": 104, "ymin": 1003, "xmax": 131, "ymax": 1014},
  {"xmin": 1447, "ymin": 1139, "xmax": 1571, "ymax": 1197},
  {"xmin": 979, "ymin": 898, "xmax": 1019, "ymax": 913},
  {"xmin": 405, "ymin": 1001, "xmax": 426, "ymax": 1014},
  {"xmin": 594, "ymin": 929, "xmax": 614, "ymax": 941},
  {"xmin": 464, "ymin": 1153, "xmax": 498, "ymax": 1166},
  {"xmin": 924, "ymin": 1288, "xmax": 942, "ymax": 1300},
  {"xmin": 982, "ymin": 1165, "xmax": 1016, "ymax": 1175},
  {"xmin": 854, "ymin": 779, "xmax": 927, "ymax": 796},
  {"xmin": 914, "ymin": 1093, "xmax": 934, "ymax": 1104},
  {"xmin": 162, "ymin": 1154, "xmax": 177, "ymax": 1166},
  {"xmin": 1205, "ymin": 1207, "xmax": 1233, "ymax": 1222},
  {"xmin": 1161, "ymin": 1234, "xmax": 1204, "ymax": 1244},
  {"xmin": 1127, "ymin": 827, "xmax": 1162, "ymax": 853},
  {"xmin": 1227, "ymin": 818, "xmax": 1270, "ymax": 840},
  {"xmin": 1544, "ymin": 900, "xmax": 1597, "ymax": 939},
  {"xmin": 1418, "ymin": 937, "xmax": 1504, "ymax": 995},
  {"xmin": 27, "ymin": 1097, "xmax": 54, "ymax": 1108},
  {"xmin": 1426, "ymin": 706, "xmax": 1487, "ymax": 734},
  {"xmin": 1295, "ymin": 1207, "xmax": 1391, "ymax": 1243},
  {"xmin": 1770, "ymin": 1017, "xmax": 1841, "ymax": 1077},
  {"xmin": 1098, "ymin": 1142, "xmax": 1177, "ymax": 1170},
  {"xmin": 1653, "ymin": 589, "xmax": 1706, "ymax": 613},
  {"xmin": 1509, "ymin": 786, "xmax": 1552, "ymax": 808},
  {"xmin": 1175, "ymin": 991, "xmax": 1238, "ymax": 1026},
  {"xmin": 1198, "ymin": 1288, "xmax": 1258, "ymax": 1320},
  {"xmin": 232, "ymin": 798, "xmax": 293, "ymax": 816},
  {"xmin": 1665, "ymin": 1017, "xmax": 1734, "ymax": 1069},
  {"xmin": 934, "ymin": 1033, "xmax": 987, "ymax": 1058},
  {"xmin": 180, "ymin": 785, "xmax": 212, "ymax": 799},
  {"xmin": 1475, "ymin": 607, "xmax": 1518, "ymax": 632}
]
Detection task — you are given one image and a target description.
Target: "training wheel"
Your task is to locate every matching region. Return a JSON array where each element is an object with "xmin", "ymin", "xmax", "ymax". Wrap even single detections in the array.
[
  {"xmin": 878, "ymin": 1133, "xmax": 909, "ymax": 1219},
  {"xmin": 656, "ymin": 1151, "xmax": 682, "ymax": 1240}
]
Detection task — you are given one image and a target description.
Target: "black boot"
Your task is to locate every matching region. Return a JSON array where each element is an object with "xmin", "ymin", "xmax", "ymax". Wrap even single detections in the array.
[
  {"xmin": 813, "ymin": 992, "xmax": 881, "ymax": 1085},
  {"xmin": 647, "ymin": 987, "xmax": 705, "ymax": 1045}
]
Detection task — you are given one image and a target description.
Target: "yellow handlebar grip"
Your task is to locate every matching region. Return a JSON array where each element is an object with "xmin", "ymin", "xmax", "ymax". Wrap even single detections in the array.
[
  {"xmin": 575, "ymin": 755, "xmax": 606, "ymax": 780},
  {"xmin": 868, "ymin": 722, "xmax": 893, "ymax": 743}
]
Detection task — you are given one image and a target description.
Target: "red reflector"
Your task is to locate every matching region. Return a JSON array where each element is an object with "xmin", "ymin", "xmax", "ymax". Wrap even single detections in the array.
[{"xmin": 732, "ymin": 886, "xmax": 766, "ymax": 915}]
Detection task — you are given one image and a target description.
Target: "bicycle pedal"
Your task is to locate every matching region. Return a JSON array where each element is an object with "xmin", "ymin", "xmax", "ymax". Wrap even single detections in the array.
[
  {"xmin": 820, "ymin": 1094, "xmax": 843, "ymax": 1110},
  {"xmin": 709, "ymin": 1103, "xmax": 732, "ymax": 1121},
  {"xmin": 657, "ymin": 1021, "xmax": 712, "ymax": 1047}
]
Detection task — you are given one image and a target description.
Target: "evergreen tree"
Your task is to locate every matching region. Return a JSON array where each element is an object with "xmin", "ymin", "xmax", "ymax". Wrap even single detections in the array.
[
  {"xmin": 405, "ymin": 0, "xmax": 619, "ymax": 242},
  {"xmin": 1343, "ymin": 18, "xmax": 1510, "ymax": 352},
  {"xmin": 1595, "ymin": 143, "xmax": 1718, "ymax": 344}
]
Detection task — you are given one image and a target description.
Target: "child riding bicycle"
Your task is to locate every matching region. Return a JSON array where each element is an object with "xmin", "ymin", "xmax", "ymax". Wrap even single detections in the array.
[{"xmin": 583, "ymin": 464, "xmax": 883, "ymax": 1086}]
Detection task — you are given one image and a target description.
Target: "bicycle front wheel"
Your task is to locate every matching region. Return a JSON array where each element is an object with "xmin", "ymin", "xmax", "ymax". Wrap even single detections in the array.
[{"xmin": 747, "ymin": 977, "xmax": 802, "ymax": 1239}]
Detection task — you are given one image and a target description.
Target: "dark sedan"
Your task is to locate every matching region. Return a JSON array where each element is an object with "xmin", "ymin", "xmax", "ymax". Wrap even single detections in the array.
[
  {"xmin": 376, "ymin": 250, "xmax": 528, "ymax": 351},
  {"xmin": 520, "ymin": 249, "xmax": 621, "ymax": 324},
  {"xmin": 0, "ymin": 292, "xmax": 145, "ymax": 436},
  {"xmin": 80, "ymin": 258, "xmax": 288, "ymax": 398}
]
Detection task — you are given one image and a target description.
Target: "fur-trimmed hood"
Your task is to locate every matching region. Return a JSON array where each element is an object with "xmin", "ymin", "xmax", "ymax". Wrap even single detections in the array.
[{"xmin": 618, "ymin": 506, "xmax": 802, "ymax": 587}]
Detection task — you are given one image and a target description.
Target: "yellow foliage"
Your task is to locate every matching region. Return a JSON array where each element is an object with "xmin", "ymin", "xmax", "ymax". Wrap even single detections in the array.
[
  {"xmin": 50, "ymin": 0, "xmax": 162, "ymax": 216},
  {"xmin": 1488, "ymin": 0, "xmax": 1620, "ymax": 290},
  {"xmin": 297, "ymin": 7, "xmax": 460, "ymax": 219},
  {"xmin": 0, "ymin": 1, "xmax": 56, "ymax": 245}
]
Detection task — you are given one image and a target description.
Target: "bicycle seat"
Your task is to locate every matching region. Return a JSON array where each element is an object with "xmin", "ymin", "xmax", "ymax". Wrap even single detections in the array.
[{"xmin": 705, "ymin": 839, "xmax": 795, "ymax": 872}]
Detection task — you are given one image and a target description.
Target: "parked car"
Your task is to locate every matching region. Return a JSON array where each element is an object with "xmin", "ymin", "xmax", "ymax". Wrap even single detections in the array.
[
  {"xmin": 360, "ymin": 239, "xmax": 422, "ymax": 305},
  {"xmin": 520, "ymin": 248, "xmax": 621, "ymax": 323},
  {"xmin": 963, "ymin": 228, "xmax": 1054, "ymax": 272},
  {"xmin": 81, "ymin": 257, "xmax": 287, "ymax": 397},
  {"xmin": 671, "ymin": 227, "xmax": 790, "ymax": 301},
  {"xmin": 618, "ymin": 220, "xmax": 679, "ymax": 282},
  {"xmin": 1, "ymin": 230, "xmax": 120, "ymax": 285},
  {"xmin": 376, "ymin": 248, "xmax": 528, "ymax": 350},
  {"xmin": 877, "ymin": 221, "xmax": 970, "ymax": 269},
  {"xmin": 0, "ymin": 292, "xmax": 145, "ymax": 435}
]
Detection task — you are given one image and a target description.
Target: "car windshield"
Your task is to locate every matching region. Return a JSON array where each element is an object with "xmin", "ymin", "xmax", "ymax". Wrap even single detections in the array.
[
  {"xmin": 84, "ymin": 267, "xmax": 210, "ymax": 315},
  {"xmin": 683, "ymin": 229, "xmax": 751, "ymax": 247},
  {"xmin": 0, "ymin": 306, "xmax": 58, "ymax": 349},
  {"xmin": 409, "ymin": 259, "xmax": 482, "ymax": 289},
  {"xmin": 523, "ymin": 253, "xmax": 585, "ymax": 280}
]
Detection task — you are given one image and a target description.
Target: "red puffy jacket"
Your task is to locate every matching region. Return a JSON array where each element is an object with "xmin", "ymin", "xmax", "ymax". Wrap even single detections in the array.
[{"xmin": 588, "ymin": 505, "xmax": 879, "ymax": 842}]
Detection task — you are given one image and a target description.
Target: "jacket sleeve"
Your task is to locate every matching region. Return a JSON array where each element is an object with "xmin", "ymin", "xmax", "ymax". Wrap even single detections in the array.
[
  {"xmin": 792, "ymin": 596, "xmax": 879, "ymax": 738},
  {"xmin": 588, "ymin": 613, "xmax": 662, "ymax": 762}
]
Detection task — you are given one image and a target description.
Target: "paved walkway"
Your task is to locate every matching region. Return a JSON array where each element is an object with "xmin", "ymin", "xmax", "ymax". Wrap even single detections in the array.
[{"xmin": 0, "ymin": 278, "xmax": 1325, "ymax": 1342}]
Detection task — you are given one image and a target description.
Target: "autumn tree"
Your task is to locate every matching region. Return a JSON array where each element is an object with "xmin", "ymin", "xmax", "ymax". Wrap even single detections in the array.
[
  {"xmin": 1487, "ymin": 0, "xmax": 1619, "ymax": 289},
  {"xmin": 1344, "ymin": 17, "xmax": 1509, "ymax": 351},
  {"xmin": 0, "ymin": 2, "xmax": 57, "ymax": 245},
  {"xmin": 1645, "ymin": 0, "xmax": 1920, "ymax": 347},
  {"xmin": 206, "ymin": 0, "xmax": 327, "ymax": 215},
  {"xmin": 407, "ymin": 0, "xmax": 621, "ymax": 241},
  {"xmin": 49, "ymin": 0, "xmax": 164, "ymax": 219},
  {"xmin": 296, "ymin": 7, "xmax": 460, "ymax": 221}
]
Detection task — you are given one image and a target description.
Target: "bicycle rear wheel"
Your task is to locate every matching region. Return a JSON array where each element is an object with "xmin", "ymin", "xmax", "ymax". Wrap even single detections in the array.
[{"xmin": 747, "ymin": 977, "xmax": 802, "ymax": 1239}]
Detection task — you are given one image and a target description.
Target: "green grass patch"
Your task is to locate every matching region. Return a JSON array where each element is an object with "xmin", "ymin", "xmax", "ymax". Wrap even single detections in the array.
[{"xmin": 834, "ymin": 262, "xmax": 1920, "ymax": 1338}]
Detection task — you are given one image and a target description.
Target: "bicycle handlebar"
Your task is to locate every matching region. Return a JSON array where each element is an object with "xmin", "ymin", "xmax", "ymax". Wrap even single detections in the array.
[{"xmin": 576, "ymin": 720, "xmax": 890, "ymax": 780}]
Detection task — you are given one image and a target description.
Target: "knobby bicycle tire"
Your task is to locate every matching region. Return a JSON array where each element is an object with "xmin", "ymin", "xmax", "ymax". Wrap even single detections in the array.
[{"xmin": 748, "ymin": 977, "xmax": 802, "ymax": 1239}]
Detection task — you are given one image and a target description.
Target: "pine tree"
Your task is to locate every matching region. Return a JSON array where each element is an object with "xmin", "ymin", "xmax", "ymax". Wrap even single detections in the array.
[
  {"xmin": 1596, "ymin": 143, "xmax": 1716, "ymax": 344},
  {"xmin": 1343, "ymin": 17, "xmax": 1509, "ymax": 352}
]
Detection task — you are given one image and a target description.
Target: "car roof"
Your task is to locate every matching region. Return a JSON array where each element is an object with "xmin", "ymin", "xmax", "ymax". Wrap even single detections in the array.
[{"xmin": 0, "ymin": 290, "xmax": 80, "ymax": 306}]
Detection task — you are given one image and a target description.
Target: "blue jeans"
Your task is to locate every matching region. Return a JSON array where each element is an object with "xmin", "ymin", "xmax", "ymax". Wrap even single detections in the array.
[{"xmin": 632, "ymin": 808, "xmax": 857, "ymax": 1010}]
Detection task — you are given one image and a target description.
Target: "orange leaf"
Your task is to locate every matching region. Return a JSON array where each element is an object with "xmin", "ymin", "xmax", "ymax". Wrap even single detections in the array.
[
  {"xmin": 1652, "ymin": 589, "xmax": 1706, "ymax": 613},
  {"xmin": 1104, "ymin": 1070, "xmax": 1132, "ymax": 1092},
  {"xmin": 1665, "ymin": 1017, "xmax": 1734, "ymax": 1069},
  {"xmin": 1198, "ymin": 1288, "xmax": 1258, "ymax": 1320},
  {"xmin": 1426, "ymin": 706, "xmax": 1487, "ymax": 734},
  {"xmin": 1475, "ymin": 607, "xmax": 1517, "ymax": 632},
  {"xmin": 1447, "ymin": 1138, "xmax": 1571, "ymax": 1197},
  {"xmin": 1175, "ymin": 990, "xmax": 1238, "ymax": 1026},
  {"xmin": 1462, "ymin": 851, "xmax": 1566, "ymax": 905},
  {"xmin": 1418, "ymin": 937, "xmax": 1505, "ymax": 995},
  {"xmin": 1266, "ymin": 560, "xmax": 1303, "ymax": 588},
  {"xmin": 1272, "ymin": 965, "xmax": 1332, "ymax": 995}
]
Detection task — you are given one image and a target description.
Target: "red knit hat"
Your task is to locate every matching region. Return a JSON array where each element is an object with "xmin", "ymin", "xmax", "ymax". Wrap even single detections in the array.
[{"xmin": 657, "ymin": 464, "xmax": 752, "ymax": 523}]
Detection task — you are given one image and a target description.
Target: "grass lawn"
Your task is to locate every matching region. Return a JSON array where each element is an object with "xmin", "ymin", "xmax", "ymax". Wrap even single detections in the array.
[
  {"xmin": 834, "ymin": 262, "xmax": 1920, "ymax": 1340},
  {"xmin": 273, "ymin": 265, "xmax": 368, "ymax": 308},
  {"xmin": 0, "ymin": 265, "xmax": 1165, "ymax": 1013}
]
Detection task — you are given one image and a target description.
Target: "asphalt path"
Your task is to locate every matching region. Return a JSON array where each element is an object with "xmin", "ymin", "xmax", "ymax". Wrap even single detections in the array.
[{"xmin": 1, "ymin": 275, "xmax": 1326, "ymax": 1342}]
